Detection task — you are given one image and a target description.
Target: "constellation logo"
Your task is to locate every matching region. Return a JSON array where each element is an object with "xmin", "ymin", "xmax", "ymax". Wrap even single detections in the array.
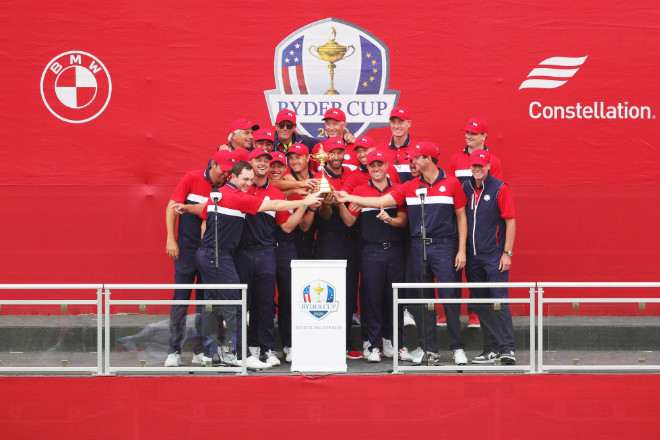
[
  {"xmin": 520, "ymin": 55, "xmax": 655, "ymax": 120},
  {"xmin": 40, "ymin": 51, "xmax": 112, "ymax": 123},
  {"xmin": 519, "ymin": 56, "xmax": 587, "ymax": 90},
  {"xmin": 265, "ymin": 18, "xmax": 399, "ymax": 138}
]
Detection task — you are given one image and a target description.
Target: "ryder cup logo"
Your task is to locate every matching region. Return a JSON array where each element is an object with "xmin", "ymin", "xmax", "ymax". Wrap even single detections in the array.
[
  {"xmin": 265, "ymin": 18, "xmax": 399, "ymax": 137},
  {"xmin": 40, "ymin": 51, "xmax": 112, "ymax": 123},
  {"xmin": 299, "ymin": 280, "xmax": 339, "ymax": 320}
]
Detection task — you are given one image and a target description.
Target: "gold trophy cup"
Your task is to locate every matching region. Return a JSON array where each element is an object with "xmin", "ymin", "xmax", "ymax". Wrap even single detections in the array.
[
  {"xmin": 312, "ymin": 144, "xmax": 333, "ymax": 193},
  {"xmin": 309, "ymin": 27, "xmax": 355, "ymax": 95}
]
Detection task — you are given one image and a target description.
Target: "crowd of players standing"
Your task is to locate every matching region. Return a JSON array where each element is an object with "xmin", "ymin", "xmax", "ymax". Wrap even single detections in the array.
[{"xmin": 163, "ymin": 106, "xmax": 516, "ymax": 370}]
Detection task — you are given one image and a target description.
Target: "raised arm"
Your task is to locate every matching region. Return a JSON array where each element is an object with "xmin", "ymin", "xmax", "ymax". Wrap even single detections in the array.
[{"xmin": 334, "ymin": 191, "xmax": 397, "ymax": 209}]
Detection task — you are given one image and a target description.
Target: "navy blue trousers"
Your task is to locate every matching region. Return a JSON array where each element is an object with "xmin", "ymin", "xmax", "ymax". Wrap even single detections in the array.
[
  {"xmin": 235, "ymin": 247, "xmax": 277, "ymax": 352},
  {"xmin": 168, "ymin": 245, "xmax": 204, "ymax": 355},
  {"xmin": 465, "ymin": 251, "xmax": 514, "ymax": 351},
  {"xmin": 409, "ymin": 238, "xmax": 464, "ymax": 352},
  {"xmin": 275, "ymin": 241, "xmax": 297, "ymax": 348},
  {"xmin": 195, "ymin": 247, "xmax": 242, "ymax": 358},
  {"xmin": 315, "ymin": 233, "xmax": 359, "ymax": 351},
  {"xmin": 361, "ymin": 242, "xmax": 404, "ymax": 351}
]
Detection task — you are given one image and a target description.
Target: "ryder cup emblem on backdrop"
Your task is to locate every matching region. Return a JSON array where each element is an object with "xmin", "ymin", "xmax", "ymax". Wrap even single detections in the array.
[
  {"xmin": 265, "ymin": 18, "xmax": 399, "ymax": 138},
  {"xmin": 40, "ymin": 51, "xmax": 112, "ymax": 123},
  {"xmin": 299, "ymin": 280, "xmax": 339, "ymax": 320}
]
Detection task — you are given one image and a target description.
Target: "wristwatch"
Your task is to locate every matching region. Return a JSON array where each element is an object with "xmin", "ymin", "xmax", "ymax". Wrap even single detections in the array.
[{"xmin": 503, "ymin": 250, "xmax": 513, "ymax": 257}]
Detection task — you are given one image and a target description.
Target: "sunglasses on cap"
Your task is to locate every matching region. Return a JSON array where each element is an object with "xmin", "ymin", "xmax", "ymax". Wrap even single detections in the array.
[{"xmin": 277, "ymin": 121, "xmax": 295, "ymax": 130}]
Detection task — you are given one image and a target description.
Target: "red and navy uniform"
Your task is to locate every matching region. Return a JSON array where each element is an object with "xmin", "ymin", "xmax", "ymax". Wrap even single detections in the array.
[
  {"xmin": 447, "ymin": 145, "xmax": 504, "ymax": 183},
  {"xmin": 167, "ymin": 167, "xmax": 214, "ymax": 356},
  {"xmin": 235, "ymin": 180, "xmax": 288, "ymax": 356},
  {"xmin": 341, "ymin": 163, "xmax": 401, "ymax": 194},
  {"xmin": 376, "ymin": 135, "xmax": 418, "ymax": 183},
  {"xmin": 463, "ymin": 173, "xmax": 515, "ymax": 352},
  {"xmin": 351, "ymin": 179, "xmax": 406, "ymax": 353},
  {"xmin": 315, "ymin": 165, "xmax": 361, "ymax": 351},
  {"xmin": 287, "ymin": 169, "xmax": 317, "ymax": 260},
  {"xmin": 274, "ymin": 131, "xmax": 317, "ymax": 153},
  {"xmin": 196, "ymin": 183, "xmax": 262, "ymax": 358},
  {"xmin": 390, "ymin": 169, "xmax": 468, "ymax": 352},
  {"xmin": 273, "ymin": 201, "xmax": 302, "ymax": 350}
]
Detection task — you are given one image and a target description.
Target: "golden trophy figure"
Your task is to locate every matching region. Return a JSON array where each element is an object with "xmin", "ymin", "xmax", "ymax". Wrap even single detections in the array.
[
  {"xmin": 314, "ymin": 284, "xmax": 324, "ymax": 303},
  {"xmin": 312, "ymin": 144, "xmax": 333, "ymax": 193},
  {"xmin": 309, "ymin": 27, "xmax": 355, "ymax": 95}
]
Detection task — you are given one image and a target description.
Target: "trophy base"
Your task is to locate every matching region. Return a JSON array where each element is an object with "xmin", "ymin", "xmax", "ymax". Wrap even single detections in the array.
[
  {"xmin": 319, "ymin": 179, "xmax": 333, "ymax": 193},
  {"xmin": 324, "ymin": 89, "xmax": 340, "ymax": 95}
]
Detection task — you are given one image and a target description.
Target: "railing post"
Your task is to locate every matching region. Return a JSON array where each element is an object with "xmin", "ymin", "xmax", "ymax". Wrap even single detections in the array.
[
  {"xmin": 241, "ymin": 287, "xmax": 247, "ymax": 376},
  {"xmin": 529, "ymin": 286, "xmax": 536, "ymax": 374},
  {"xmin": 537, "ymin": 286, "xmax": 544, "ymax": 373},
  {"xmin": 104, "ymin": 288, "xmax": 112, "ymax": 375},
  {"xmin": 96, "ymin": 288, "xmax": 103, "ymax": 375},
  {"xmin": 393, "ymin": 287, "xmax": 399, "ymax": 374}
]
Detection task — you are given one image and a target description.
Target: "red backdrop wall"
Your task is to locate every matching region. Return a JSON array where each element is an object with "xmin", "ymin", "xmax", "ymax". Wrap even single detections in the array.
[{"xmin": 2, "ymin": 1, "xmax": 659, "ymax": 310}]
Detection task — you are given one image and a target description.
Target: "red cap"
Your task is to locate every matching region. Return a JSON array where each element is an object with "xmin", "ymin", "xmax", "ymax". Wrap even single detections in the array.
[
  {"xmin": 325, "ymin": 137, "xmax": 346, "ymax": 151},
  {"xmin": 231, "ymin": 148, "xmax": 250, "ymax": 162},
  {"xmin": 322, "ymin": 107, "xmax": 346, "ymax": 122},
  {"xmin": 269, "ymin": 151, "xmax": 287, "ymax": 165},
  {"xmin": 285, "ymin": 143, "xmax": 309, "ymax": 156},
  {"xmin": 469, "ymin": 149, "xmax": 490, "ymax": 166},
  {"xmin": 410, "ymin": 141, "xmax": 440, "ymax": 158},
  {"xmin": 462, "ymin": 117, "xmax": 488, "ymax": 134},
  {"xmin": 390, "ymin": 107, "xmax": 410, "ymax": 120},
  {"xmin": 366, "ymin": 150, "xmax": 387, "ymax": 164},
  {"xmin": 213, "ymin": 150, "xmax": 235, "ymax": 171},
  {"xmin": 228, "ymin": 118, "xmax": 259, "ymax": 134},
  {"xmin": 248, "ymin": 148, "xmax": 272, "ymax": 161},
  {"xmin": 276, "ymin": 109, "xmax": 297, "ymax": 124},
  {"xmin": 253, "ymin": 128, "xmax": 275, "ymax": 142},
  {"xmin": 354, "ymin": 135, "xmax": 375, "ymax": 150}
]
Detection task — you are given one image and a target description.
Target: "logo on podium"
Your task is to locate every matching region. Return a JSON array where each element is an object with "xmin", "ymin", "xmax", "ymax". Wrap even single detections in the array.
[{"xmin": 299, "ymin": 280, "xmax": 339, "ymax": 320}]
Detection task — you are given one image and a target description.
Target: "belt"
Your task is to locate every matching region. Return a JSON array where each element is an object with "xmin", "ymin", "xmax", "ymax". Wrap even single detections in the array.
[
  {"xmin": 365, "ymin": 240, "xmax": 403, "ymax": 250},
  {"xmin": 239, "ymin": 244, "xmax": 275, "ymax": 251},
  {"xmin": 414, "ymin": 235, "xmax": 454, "ymax": 244},
  {"xmin": 203, "ymin": 246, "xmax": 234, "ymax": 256},
  {"xmin": 321, "ymin": 231, "xmax": 356, "ymax": 239}
]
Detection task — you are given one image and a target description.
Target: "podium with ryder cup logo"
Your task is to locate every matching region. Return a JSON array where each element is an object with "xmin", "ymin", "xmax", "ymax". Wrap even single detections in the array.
[{"xmin": 290, "ymin": 260, "xmax": 347, "ymax": 373}]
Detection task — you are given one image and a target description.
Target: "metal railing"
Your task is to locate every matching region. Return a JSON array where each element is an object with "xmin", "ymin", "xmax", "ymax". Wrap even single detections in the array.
[
  {"xmin": 393, "ymin": 282, "xmax": 536, "ymax": 374},
  {"xmin": 537, "ymin": 282, "xmax": 660, "ymax": 372},
  {"xmin": 0, "ymin": 284, "xmax": 103, "ymax": 374},
  {"xmin": 1, "ymin": 282, "xmax": 659, "ymax": 375},
  {"xmin": 104, "ymin": 284, "xmax": 248, "ymax": 375}
]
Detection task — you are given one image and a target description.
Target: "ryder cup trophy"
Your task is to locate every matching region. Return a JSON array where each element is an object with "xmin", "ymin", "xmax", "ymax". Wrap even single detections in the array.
[
  {"xmin": 312, "ymin": 144, "xmax": 333, "ymax": 193},
  {"xmin": 309, "ymin": 27, "xmax": 355, "ymax": 95}
]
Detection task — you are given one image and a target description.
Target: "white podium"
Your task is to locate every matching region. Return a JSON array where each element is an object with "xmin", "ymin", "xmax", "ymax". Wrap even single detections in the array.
[{"xmin": 290, "ymin": 260, "xmax": 347, "ymax": 373}]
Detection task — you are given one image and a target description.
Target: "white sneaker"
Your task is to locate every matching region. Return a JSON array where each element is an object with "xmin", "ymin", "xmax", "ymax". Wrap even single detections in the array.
[
  {"xmin": 262, "ymin": 350, "xmax": 281, "ymax": 367},
  {"xmin": 200, "ymin": 355, "xmax": 214, "ymax": 366},
  {"xmin": 164, "ymin": 353, "xmax": 181, "ymax": 367},
  {"xmin": 283, "ymin": 346, "xmax": 292, "ymax": 363},
  {"xmin": 382, "ymin": 339, "xmax": 395, "ymax": 358},
  {"xmin": 363, "ymin": 340, "xmax": 371, "ymax": 357},
  {"xmin": 453, "ymin": 348, "xmax": 468, "ymax": 365},
  {"xmin": 367, "ymin": 347, "xmax": 382, "ymax": 363},
  {"xmin": 410, "ymin": 347, "xmax": 424, "ymax": 364},
  {"xmin": 246, "ymin": 355, "xmax": 272, "ymax": 370},
  {"xmin": 191, "ymin": 353, "xmax": 204, "ymax": 365},
  {"xmin": 398, "ymin": 347, "xmax": 413, "ymax": 361},
  {"xmin": 249, "ymin": 346, "xmax": 260, "ymax": 358},
  {"xmin": 404, "ymin": 309, "xmax": 416, "ymax": 327}
]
